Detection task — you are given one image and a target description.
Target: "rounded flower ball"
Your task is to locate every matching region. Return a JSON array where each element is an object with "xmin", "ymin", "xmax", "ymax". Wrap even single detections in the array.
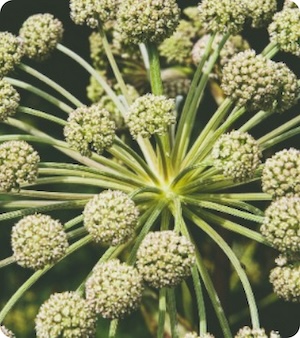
[
  {"xmin": 19, "ymin": 13, "xmax": 64, "ymax": 61},
  {"xmin": 262, "ymin": 148, "xmax": 300, "ymax": 198},
  {"xmin": 0, "ymin": 79, "xmax": 20, "ymax": 122},
  {"xmin": 0, "ymin": 32, "xmax": 23, "ymax": 78},
  {"xmin": 125, "ymin": 94, "xmax": 176, "ymax": 139},
  {"xmin": 243, "ymin": 0, "xmax": 277, "ymax": 28},
  {"xmin": 0, "ymin": 326, "xmax": 15, "ymax": 338},
  {"xmin": 0, "ymin": 140, "xmax": 40, "ymax": 192},
  {"xmin": 117, "ymin": 0, "xmax": 180, "ymax": 45},
  {"xmin": 64, "ymin": 103, "xmax": 116, "ymax": 157},
  {"xmin": 184, "ymin": 333, "xmax": 215, "ymax": 338},
  {"xmin": 136, "ymin": 231, "xmax": 195, "ymax": 288},
  {"xmin": 11, "ymin": 213, "xmax": 69, "ymax": 270},
  {"xmin": 35, "ymin": 291, "xmax": 97, "ymax": 338},
  {"xmin": 83, "ymin": 190, "xmax": 139, "ymax": 245},
  {"xmin": 260, "ymin": 197, "xmax": 300, "ymax": 253},
  {"xmin": 235, "ymin": 326, "xmax": 281, "ymax": 337},
  {"xmin": 85, "ymin": 259, "xmax": 143, "ymax": 319},
  {"xmin": 212, "ymin": 130, "xmax": 262, "ymax": 182}
]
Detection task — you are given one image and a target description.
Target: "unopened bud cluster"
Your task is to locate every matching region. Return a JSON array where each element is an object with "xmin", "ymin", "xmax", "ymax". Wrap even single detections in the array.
[
  {"xmin": 0, "ymin": 326, "xmax": 15, "ymax": 338},
  {"xmin": 0, "ymin": 32, "xmax": 23, "ymax": 77},
  {"xmin": 0, "ymin": 79, "xmax": 20, "ymax": 121},
  {"xmin": 184, "ymin": 333, "xmax": 215, "ymax": 338},
  {"xmin": 234, "ymin": 326, "xmax": 281, "ymax": 338},
  {"xmin": 243, "ymin": 0, "xmax": 277, "ymax": 28}
]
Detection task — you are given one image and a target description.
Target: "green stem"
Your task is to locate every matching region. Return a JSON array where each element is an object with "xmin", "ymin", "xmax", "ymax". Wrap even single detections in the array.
[
  {"xmin": 166, "ymin": 288, "xmax": 179, "ymax": 338},
  {"xmin": 17, "ymin": 106, "xmax": 67, "ymax": 126},
  {"xmin": 157, "ymin": 288, "xmax": 167, "ymax": 338},
  {"xmin": 18, "ymin": 63, "xmax": 83, "ymax": 107},
  {"xmin": 146, "ymin": 42, "xmax": 163, "ymax": 95},
  {"xmin": 260, "ymin": 125, "xmax": 300, "ymax": 150},
  {"xmin": 261, "ymin": 41, "xmax": 279, "ymax": 59},
  {"xmin": 0, "ymin": 256, "xmax": 15, "ymax": 268},
  {"xmin": 238, "ymin": 109, "xmax": 273, "ymax": 133},
  {"xmin": 108, "ymin": 319, "xmax": 119, "ymax": 338}
]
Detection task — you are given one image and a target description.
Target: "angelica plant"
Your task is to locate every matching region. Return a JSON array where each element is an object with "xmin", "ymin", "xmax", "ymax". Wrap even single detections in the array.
[{"xmin": 0, "ymin": 0, "xmax": 300, "ymax": 337}]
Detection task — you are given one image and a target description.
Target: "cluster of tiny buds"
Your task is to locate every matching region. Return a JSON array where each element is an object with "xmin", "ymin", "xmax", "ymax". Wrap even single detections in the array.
[
  {"xmin": 262, "ymin": 148, "xmax": 300, "ymax": 198},
  {"xmin": 243, "ymin": 0, "xmax": 277, "ymax": 28},
  {"xmin": 234, "ymin": 326, "xmax": 281, "ymax": 337},
  {"xmin": 64, "ymin": 103, "xmax": 116, "ymax": 157},
  {"xmin": 35, "ymin": 291, "xmax": 97, "ymax": 338},
  {"xmin": 83, "ymin": 190, "xmax": 139, "ymax": 245},
  {"xmin": 212, "ymin": 130, "xmax": 262, "ymax": 182},
  {"xmin": 260, "ymin": 196, "xmax": 300, "ymax": 253},
  {"xmin": 19, "ymin": 13, "xmax": 64, "ymax": 61},
  {"xmin": 11, "ymin": 213, "xmax": 69, "ymax": 270},
  {"xmin": 0, "ymin": 140, "xmax": 40, "ymax": 192},
  {"xmin": 184, "ymin": 332, "xmax": 215, "ymax": 338},
  {"xmin": 0, "ymin": 79, "xmax": 20, "ymax": 122},
  {"xmin": 0, "ymin": 325, "xmax": 15, "ymax": 338},
  {"xmin": 136, "ymin": 230, "xmax": 196, "ymax": 288},
  {"xmin": 125, "ymin": 94, "xmax": 176, "ymax": 139},
  {"xmin": 85, "ymin": 259, "xmax": 143, "ymax": 319}
]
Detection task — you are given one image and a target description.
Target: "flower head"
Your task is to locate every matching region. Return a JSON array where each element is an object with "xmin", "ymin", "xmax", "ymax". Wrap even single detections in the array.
[
  {"xmin": 198, "ymin": 0, "xmax": 247, "ymax": 35},
  {"xmin": 212, "ymin": 130, "xmax": 262, "ymax": 181},
  {"xmin": 260, "ymin": 197, "xmax": 300, "ymax": 253},
  {"xmin": 11, "ymin": 213, "xmax": 69, "ymax": 270},
  {"xmin": 19, "ymin": 14, "xmax": 63, "ymax": 61},
  {"xmin": 243, "ymin": 0, "xmax": 277, "ymax": 28},
  {"xmin": 0, "ymin": 326, "xmax": 15, "ymax": 338},
  {"xmin": 0, "ymin": 140, "xmax": 40, "ymax": 191},
  {"xmin": 268, "ymin": 8, "xmax": 300, "ymax": 56},
  {"xmin": 64, "ymin": 103, "xmax": 116, "ymax": 157},
  {"xmin": 184, "ymin": 333, "xmax": 215, "ymax": 338},
  {"xmin": 262, "ymin": 148, "xmax": 300, "ymax": 198},
  {"xmin": 85, "ymin": 259, "xmax": 143, "ymax": 318},
  {"xmin": 136, "ymin": 231, "xmax": 195, "ymax": 288},
  {"xmin": 0, "ymin": 79, "xmax": 20, "ymax": 122},
  {"xmin": 125, "ymin": 94, "xmax": 176, "ymax": 139},
  {"xmin": 235, "ymin": 326, "xmax": 281, "ymax": 337},
  {"xmin": 35, "ymin": 291, "xmax": 97, "ymax": 338},
  {"xmin": 0, "ymin": 32, "xmax": 23, "ymax": 78},
  {"xmin": 117, "ymin": 0, "xmax": 180, "ymax": 44},
  {"xmin": 83, "ymin": 190, "xmax": 139, "ymax": 245}
]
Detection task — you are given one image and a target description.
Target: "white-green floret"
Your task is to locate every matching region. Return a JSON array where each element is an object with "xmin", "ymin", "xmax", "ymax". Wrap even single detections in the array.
[
  {"xmin": 212, "ymin": 130, "xmax": 262, "ymax": 182},
  {"xmin": 0, "ymin": 325, "xmax": 15, "ymax": 338},
  {"xmin": 83, "ymin": 190, "xmax": 139, "ymax": 245},
  {"xmin": 85, "ymin": 259, "xmax": 143, "ymax": 319},
  {"xmin": 19, "ymin": 13, "xmax": 64, "ymax": 61},
  {"xmin": 0, "ymin": 140, "xmax": 40, "ymax": 191},
  {"xmin": 64, "ymin": 103, "xmax": 116, "ymax": 157},
  {"xmin": 262, "ymin": 148, "xmax": 300, "ymax": 198},
  {"xmin": 0, "ymin": 32, "xmax": 23, "ymax": 77},
  {"xmin": 0, "ymin": 79, "xmax": 20, "ymax": 121},
  {"xmin": 136, "ymin": 231, "xmax": 195, "ymax": 288},
  {"xmin": 35, "ymin": 291, "xmax": 97, "ymax": 338},
  {"xmin": 125, "ymin": 94, "xmax": 176, "ymax": 139},
  {"xmin": 243, "ymin": 0, "xmax": 277, "ymax": 28},
  {"xmin": 184, "ymin": 333, "xmax": 215, "ymax": 338},
  {"xmin": 260, "ymin": 197, "xmax": 300, "ymax": 253},
  {"xmin": 234, "ymin": 326, "xmax": 281, "ymax": 337}
]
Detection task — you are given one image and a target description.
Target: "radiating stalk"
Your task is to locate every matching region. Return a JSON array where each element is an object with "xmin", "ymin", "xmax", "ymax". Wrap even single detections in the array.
[
  {"xmin": 157, "ymin": 288, "xmax": 167, "ymax": 338},
  {"xmin": 166, "ymin": 288, "xmax": 179, "ymax": 338},
  {"xmin": 17, "ymin": 106, "xmax": 67, "ymax": 126}
]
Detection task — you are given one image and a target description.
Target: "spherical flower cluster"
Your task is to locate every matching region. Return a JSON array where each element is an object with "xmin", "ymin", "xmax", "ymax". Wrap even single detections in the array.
[
  {"xmin": 184, "ymin": 333, "xmax": 215, "ymax": 338},
  {"xmin": 235, "ymin": 326, "xmax": 281, "ymax": 337},
  {"xmin": 35, "ymin": 291, "xmax": 97, "ymax": 338},
  {"xmin": 262, "ymin": 148, "xmax": 300, "ymax": 198},
  {"xmin": 212, "ymin": 130, "xmax": 262, "ymax": 182},
  {"xmin": 70, "ymin": 0, "xmax": 119, "ymax": 28},
  {"xmin": 64, "ymin": 103, "xmax": 116, "ymax": 157},
  {"xmin": 83, "ymin": 190, "xmax": 139, "ymax": 245},
  {"xmin": 89, "ymin": 32, "xmax": 107, "ymax": 70},
  {"xmin": 0, "ymin": 79, "xmax": 20, "ymax": 121},
  {"xmin": 117, "ymin": 0, "xmax": 180, "ymax": 45},
  {"xmin": 19, "ymin": 14, "xmax": 63, "ymax": 61},
  {"xmin": 243, "ymin": 0, "xmax": 277, "ymax": 28},
  {"xmin": 0, "ymin": 325, "xmax": 15, "ymax": 338},
  {"xmin": 163, "ymin": 76, "xmax": 191, "ymax": 98},
  {"xmin": 260, "ymin": 197, "xmax": 300, "ymax": 253},
  {"xmin": 0, "ymin": 140, "xmax": 40, "ymax": 191},
  {"xmin": 269, "ymin": 260, "xmax": 300, "ymax": 302},
  {"xmin": 268, "ymin": 8, "xmax": 300, "ymax": 56},
  {"xmin": 0, "ymin": 32, "xmax": 23, "ymax": 78},
  {"xmin": 198, "ymin": 0, "xmax": 247, "ymax": 35},
  {"xmin": 85, "ymin": 259, "xmax": 143, "ymax": 319},
  {"xmin": 11, "ymin": 213, "xmax": 69, "ymax": 270},
  {"xmin": 136, "ymin": 231, "xmax": 195, "ymax": 288},
  {"xmin": 125, "ymin": 94, "xmax": 176, "ymax": 139}
]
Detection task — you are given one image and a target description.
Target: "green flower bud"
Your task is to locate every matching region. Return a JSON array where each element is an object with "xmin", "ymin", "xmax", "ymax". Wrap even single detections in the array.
[
  {"xmin": 262, "ymin": 148, "xmax": 300, "ymax": 198},
  {"xmin": 0, "ymin": 79, "xmax": 20, "ymax": 121},
  {"xmin": 83, "ymin": 190, "xmax": 139, "ymax": 245},
  {"xmin": 35, "ymin": 291, "xmax": 97, "ymax": 338},
  {"xmin": 0, "ymin": 325, "xmax": 15, "ymax": 338},
  {"xmin": 0, "ymin": 32, "xmax": 23, "ymax": 78},
  {"xmin": 11, "ymin": 213, "xmax": 69, "ymax": 270},
  {"xmin": 117, "ymin": 0, "xmax": 180, "ymax": 45},
  {"xmin": 260, "ymin": 197, "xmax": 300, "ymax": 253},
  {"xmin": 212, "ymin": 130, "xmax": 262, "ymax": 182},
  {"xmin": 64, "ymin": 104, "xmax": 116, "ymax": 157},
  {"xmin": 198, "ymin": 0, "xmax": 247, "ymax": 35},
  {"xmin": 85, "ymin": 259, "xmax": 143, "ymax": 319},
  {"xmin": 235, "ymin": 326, "xmax": 281, "ymax": 337},
  {"xmin": 0, "ymin": 140, "xmax": 40, "ymax": 191},
  {"xmin": 125, "ymin": 94, "xmax": 176, "ymax": 139},
  {"xmin": 244, "ymin": 0, "xmax": 277, "ymax": 28},
  {"xmin": 70, "ymin": 0, "xmax": 119, "ymax": 28},
  {"xmin": 19, "ymin": 14, "xmax": 63, "ymax": 61},
  {"xmin": 136, "ymin": 231, "xmax": 195, "ymax": 288},
  {"xmin": 268, "ymin": 8, "xmax": 300, "ymax": 56}
]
